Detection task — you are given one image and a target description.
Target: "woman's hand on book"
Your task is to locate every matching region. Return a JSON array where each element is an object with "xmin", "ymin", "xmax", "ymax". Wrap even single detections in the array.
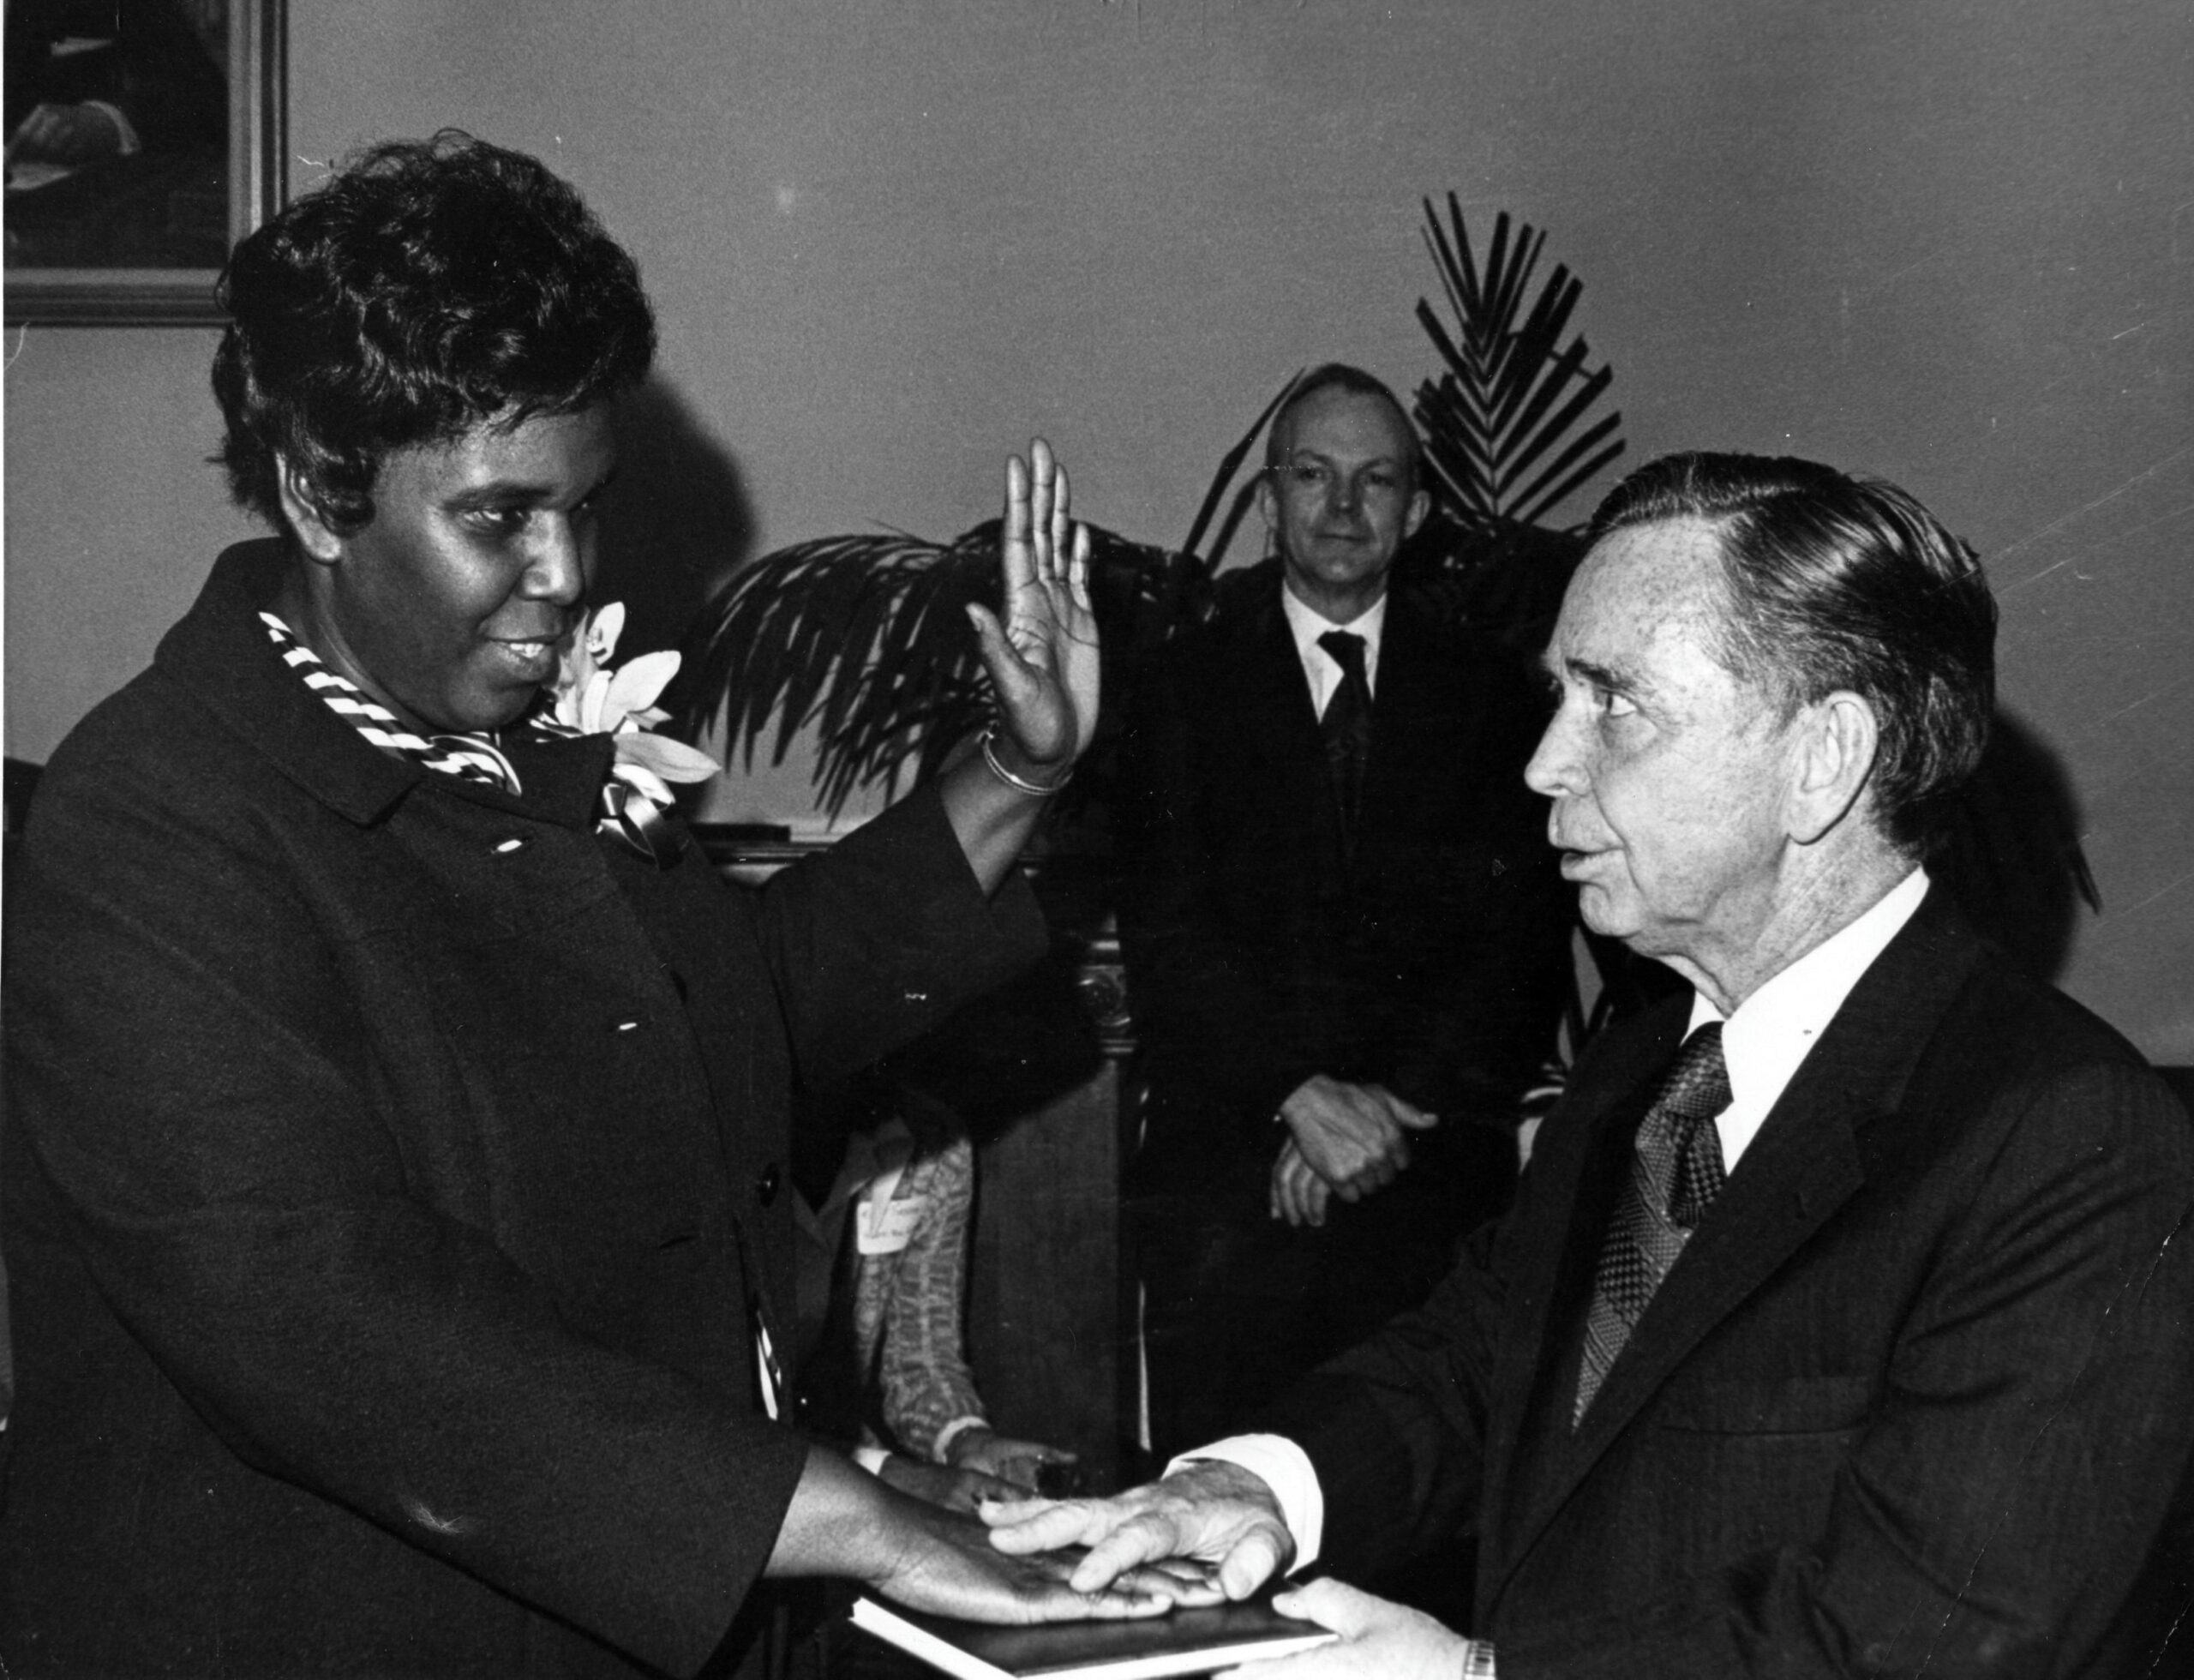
[{"xmin": 769, "ymin": 1446, "xmax": 1177, "ymax": 1622}]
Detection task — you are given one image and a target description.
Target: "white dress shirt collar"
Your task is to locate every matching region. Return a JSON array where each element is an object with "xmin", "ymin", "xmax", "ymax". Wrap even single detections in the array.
[
  {"xmin": 1688, "ymin": 867, "xmax": 1930, "ymax": 1173},
  {"xmin": 1281, "ymin": 584, "xmax": 1388, "ymax": 713}
]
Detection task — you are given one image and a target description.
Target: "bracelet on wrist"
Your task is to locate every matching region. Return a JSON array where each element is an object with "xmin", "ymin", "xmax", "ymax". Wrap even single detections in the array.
[{"xmin": 980, "ymin": 724, "xmax": 1070, "ymax": 797}]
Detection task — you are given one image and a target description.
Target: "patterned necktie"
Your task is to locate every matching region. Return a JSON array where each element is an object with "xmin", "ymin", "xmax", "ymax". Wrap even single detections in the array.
[
  {"xmin": 1574, "ymin": 1022, "xmax": 1731, "ymax": 1423},
  {"xmin": 261, "ymin": 613, "xmax": 523, "ymax": 794},
  {"xmin": 1316, "ymin": 630, "xmax": 1373, "ymax": 841}
]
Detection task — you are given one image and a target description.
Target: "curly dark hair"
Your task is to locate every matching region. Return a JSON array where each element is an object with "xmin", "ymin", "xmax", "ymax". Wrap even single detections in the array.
[
  {"xmin": 211, "ymin": 130, "xmax": 656, "ymax": 534},
  {"xmin": 1589, "ymin": 451, "xmax": 1998, "ymax": 856}
]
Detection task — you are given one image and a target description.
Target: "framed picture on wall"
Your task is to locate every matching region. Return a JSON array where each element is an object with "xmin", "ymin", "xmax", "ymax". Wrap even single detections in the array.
[{"xmin": 4, "ymin": 0, "xmax": 286, "ymax": 326}]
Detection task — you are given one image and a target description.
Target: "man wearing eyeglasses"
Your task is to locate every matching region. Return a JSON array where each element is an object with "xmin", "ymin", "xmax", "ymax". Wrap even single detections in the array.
[{"xmin": 1118, "ymin": 364, "xmax": 1574, "ymax": 1472}]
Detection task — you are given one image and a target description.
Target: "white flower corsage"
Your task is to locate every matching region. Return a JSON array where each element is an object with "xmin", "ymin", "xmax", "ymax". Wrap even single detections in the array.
[{"xmin": 540, "ymin": 602, "xmax": 721, "ymax": 859}]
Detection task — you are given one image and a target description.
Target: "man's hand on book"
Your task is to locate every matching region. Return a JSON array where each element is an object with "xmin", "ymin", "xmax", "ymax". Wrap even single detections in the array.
[
  {"xmin": 982, "ymin": 1459, "xmax": 1292, "ymax": 1603},
  {"xmin": 866, "ymin": 1494, "xmax": 1186, "ymax": 1626},
  {"xmin": 1213, "ymin": 1579, "xmax": 1477, "ymax": 1679}
]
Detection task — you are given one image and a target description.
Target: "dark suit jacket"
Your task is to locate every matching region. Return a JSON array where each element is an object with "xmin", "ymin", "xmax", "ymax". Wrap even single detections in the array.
[
  {"xmin": 0, "ymin": 542, "xmax": 1046, "ymax": 1677},
  {"xmin": 1262, "ymin": 886, "xmax": 2194, "ymax": 1677},
  {"xmin": 1117, "ymin": 565, "xmax": 1573, "ymax": 1167}
]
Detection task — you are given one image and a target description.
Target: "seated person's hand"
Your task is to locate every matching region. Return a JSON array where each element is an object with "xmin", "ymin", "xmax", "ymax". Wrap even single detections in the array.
[
  {"xmin": 1270, "ymin": 1138, "xmax": 1334, "ymax": 1228},
  {"xmin": 876, "ymin": 1453, "xmax": 1029, "ymax": 1517},
  {"xmin": 944, "ymin": 1424, "xmax": 1079, "ymax": 1494},
  {"xmin": 983, "ymin": 1458, "xmax": 1288, "ymax": 1602},
  {"xmin": 1213, "ymin": 1579, "xmax": 1472, "ymax": 1679},
  {"xmin": 1277, "ymin": 1076, "xmax": 1437, "ymax": 1201}
]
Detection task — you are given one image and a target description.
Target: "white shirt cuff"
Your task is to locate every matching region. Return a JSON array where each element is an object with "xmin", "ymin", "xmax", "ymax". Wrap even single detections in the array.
[
  {"xmin": 1166, "ymin": 1433, "xmax": 1324, "ymax": 1572},
  {"xmin": 930, "ymin": 1414, "xmax": 989, "ymax": 1462},
  {"xmin": 851, "ymin": 1444, "xmax": 891, "ymax": 1475}
]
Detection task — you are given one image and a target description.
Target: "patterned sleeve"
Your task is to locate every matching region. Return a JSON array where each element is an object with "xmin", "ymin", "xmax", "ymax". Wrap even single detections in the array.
[{"xmin": 873, "ymin": 1137, "xmax": 988, "ymax": 1459}]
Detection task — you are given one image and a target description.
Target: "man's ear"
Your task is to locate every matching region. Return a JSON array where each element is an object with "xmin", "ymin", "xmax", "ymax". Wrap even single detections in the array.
[
  {"xmin": 1254, "ymin": 470, "xmax": 1280, "ymax": 542},
  {"xmin": 1786, "ymin": 690, "xmax": 1879, "ymax": 845},
  {"xmin": 274, "ymin": 454, "xmax": 345, "ymax": 565},
  {"xmin": 1403, "ymin": 485, "xmax": 1430, "ymax": 542}
]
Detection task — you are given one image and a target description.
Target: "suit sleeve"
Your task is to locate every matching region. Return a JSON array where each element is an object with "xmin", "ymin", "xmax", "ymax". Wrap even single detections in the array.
[
  {"xmin": 873, "ymin": 1141, "xmax": 988, "ymax": 1459},
  {"xmin": 1251, "ymin": 1143, "xmax": 1545, "ymax": 1575},
  {"xmin": 753, "ymin": 783, "xmax": 1048, "ymax": 1089},
  {"xmin": 1115, "ymin": 646, "xmax": 1307, "ymax": 1125}
]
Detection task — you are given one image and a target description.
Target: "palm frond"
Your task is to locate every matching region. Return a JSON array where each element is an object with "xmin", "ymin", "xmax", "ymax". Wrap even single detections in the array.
[
  {"xmin": 1412, "ymin": 197, "xmax": 1624, "ymax": 534},
  {"xmin": 672, "ymin": 520, "xmax": 1199, "ymax": 819},
  {"xmin": 1179, "ymin": 375, "xmax": 1299, "ymax": 564}
]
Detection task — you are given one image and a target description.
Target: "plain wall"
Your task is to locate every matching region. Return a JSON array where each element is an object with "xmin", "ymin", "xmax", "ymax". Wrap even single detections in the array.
[{"xmin": 6, "ymin": 0, "xmax": 2190, "ymax": 1057}]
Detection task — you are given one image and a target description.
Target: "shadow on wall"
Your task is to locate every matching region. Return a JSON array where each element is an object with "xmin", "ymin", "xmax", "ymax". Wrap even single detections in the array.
[
  {"xmin": 597, "ymin": 376, "xmax": 755, "ymax": 675},
  {"xmin": 1937, "ymin": 706, "xmax": 2097, "ymax": 986}
]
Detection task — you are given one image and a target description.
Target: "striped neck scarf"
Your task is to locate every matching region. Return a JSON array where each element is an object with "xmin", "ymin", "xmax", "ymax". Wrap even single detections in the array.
[
  {"xmin": 260, "ymin": 611, "xmax": 526, "ymax": 793},
  {"xmin": 261, "ymin": 610, "xmax": 685, "ymax": 866}
]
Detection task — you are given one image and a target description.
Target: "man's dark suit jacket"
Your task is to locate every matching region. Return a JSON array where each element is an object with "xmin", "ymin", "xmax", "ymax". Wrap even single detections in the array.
[
  {"xmin": 0, "ymin": 542, "xmax": 1046, "ymax": 1678},
  {"xmin": 1116, "ymin": 564, "xmax": 1574, "ymax": 1456},
  {"xmin": 1260, "ymin": 885, "xmax": 2194, "ymax": 1677},
  {"xmin": 1118, "ymin": 563, "xmax": 1573, "ymax": 1167}
]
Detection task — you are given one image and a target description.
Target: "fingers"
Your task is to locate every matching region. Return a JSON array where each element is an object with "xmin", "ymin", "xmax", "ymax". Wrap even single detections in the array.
[
  {"xmin": 1047, "ymin": 453, "xmax": 1071, "ymax": 580},
  {"xmin": 1002, "ymin": 452, "xmax": 1035, "ymax": 593},
  {"xmin": 1302, "ymin": 1173, "xmax": 1332, "ymax": 1225},
  {"xmin": 1270, "ymin": 1576, "xmax": 1374, "ymax": 1635},
  {"xmin": 1061, "ymin": 1509, "xmax": 1203, "ymax": 1593},
  {"xmin": 1055, "ymin": 1585, "xmax": 1176, "ymax": 1620},
  {"xmin": 962, "ymin": 1471, "xmax": 1028, "ymax": 1509},
  {"xmin": 1271, "ymin": 1141, "xmax": 1325, "ymax": 1226},
  {"xmin": 980, "ymin": 1494, "xmax": 1092, "ymax": 1550},
  {"xmin": 1369, "ymin": 1087, "xmax": 1440, "ymax": 1131},
  {"xmin": 1213, "ymin": 1527, "xmax": 1286, "ymax": 1601},
  {"xmin": 1022, "ymin": 438, "xmax": 1064, "ymax": 583},
  {"xmin": 964, "ymin": 602, "xmax": 1020, "ymax": 682},
  {"xmin": 1069, "ymin": 521, "xmax": 1093, "ymax": 611},
  {"xmin": 1113, "ymin": 1561, "xmax": 1226, "ymax": 1607}
]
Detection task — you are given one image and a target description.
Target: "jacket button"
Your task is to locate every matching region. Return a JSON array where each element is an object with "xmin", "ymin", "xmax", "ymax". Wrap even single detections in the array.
[{"xmin": 755, "ymin": 1163, "xmax": 781, "ymax": 1206}]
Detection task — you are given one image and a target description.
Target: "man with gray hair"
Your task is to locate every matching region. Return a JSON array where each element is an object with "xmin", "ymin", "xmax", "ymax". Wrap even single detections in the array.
[{"xmin": 998, "ymin": 452, "xmax": 2194, "ymax": 1677}]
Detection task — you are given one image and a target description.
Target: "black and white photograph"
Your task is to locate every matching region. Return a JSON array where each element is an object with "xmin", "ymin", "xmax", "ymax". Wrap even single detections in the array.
[{"xmin": 3, "ymin": 3, "xmax": 2190, "ymax": 1675}]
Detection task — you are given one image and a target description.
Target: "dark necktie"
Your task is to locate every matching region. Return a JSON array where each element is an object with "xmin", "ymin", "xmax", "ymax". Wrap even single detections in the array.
[
  {"xmin": 1574, "ymin": 1022, "xmax": 1731, "ymax": 1423},
  {"xmin": 1316, "ymin": 630, "xmax": 1373, "ymax": 841}
]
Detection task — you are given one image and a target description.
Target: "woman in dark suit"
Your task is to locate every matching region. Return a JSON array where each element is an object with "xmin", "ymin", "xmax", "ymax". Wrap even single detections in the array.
[{"xmin": 0, "ymin": 132, "xmax": 1161, "ymax": 1677}]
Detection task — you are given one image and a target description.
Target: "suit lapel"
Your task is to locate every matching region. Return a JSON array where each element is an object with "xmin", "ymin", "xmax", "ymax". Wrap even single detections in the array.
[
  {"xmin": 1358, "ymin": 597, "xmax": 1437, "ymax": 839},
  {"xmin": 1478, "ymin": 999, "xmax": 1684, "ymax": 1577},
  {"xmin": 1487, "ymin": 886, "xmax": 1987, "ymax": 1597},
  {"xmin": 1233, "ymin": 585, "xmax": 1346, "ymax": 867}
]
